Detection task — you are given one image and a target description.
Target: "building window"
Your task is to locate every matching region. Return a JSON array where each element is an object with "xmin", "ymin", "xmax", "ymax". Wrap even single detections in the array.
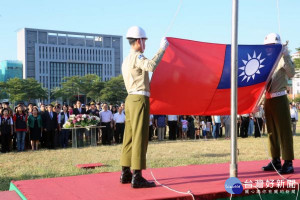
[{"xmin": 45, "ymin": 47, "xmax": 48, "ymax": 59}]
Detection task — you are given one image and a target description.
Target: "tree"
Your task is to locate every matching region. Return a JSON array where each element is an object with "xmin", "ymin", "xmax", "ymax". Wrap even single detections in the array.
[
  {"xmin": 51, "ymin": 74, "xmax": 125, "ymax": 104},
  {"xmin": 3, "ymin": 78, "xmax": 47, "ymax": 103},
  {"xmin": 4, "ymin": 78, "xmax": 27, "ymax": 102},
  {"xmin": 100, "ymin": 75, "xmax": 127, "ymax": 104},
  {"xmin": 294, "ymin": 58, "xmax": 300, "ymax": 69},
  {"xmin": 52, "ymin": 74, "xmax": 104, "ymax": 104},
  {"xmin": 50, "ymin": 87, "xmax": 75, "ymax": 103},
  {"xmin": 59, "ymin": 76, "xmax": 81, "ymax": 102},
  {"xmin": 87, "ymin": 80, "xmax": 105, "ymax": 102},
  {"xmin": 78, "ymin": 74, "xmax": 102, "ymax": 103},
  {"xmin": 294, "ymin": 94, "xmax": 300, "ymax": 103},
  {"xmin": 0, "ymin": 82, "xmax": 9, "ymax": 99},
  {"xmin": 294, "ymin": 47, "xmax": 300, "ymax": 69},
  {"xmin": 23, "ymin": 78, "xmax": 48, "ymax": 102}
]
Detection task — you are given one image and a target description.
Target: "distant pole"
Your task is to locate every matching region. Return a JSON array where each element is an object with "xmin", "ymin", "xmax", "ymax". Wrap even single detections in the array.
[{"xmin": 230, "ymin": 0, "xmax": 238, "ymax": 178}]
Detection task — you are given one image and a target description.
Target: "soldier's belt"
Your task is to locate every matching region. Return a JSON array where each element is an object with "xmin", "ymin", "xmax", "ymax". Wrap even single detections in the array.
[
  {"xmin": 129, "ymin": 91, "xmax": 150, "ymax": 97},
  {"xmin": 266, "ymin": 90, "xmax": 287, "ymax": 99}
]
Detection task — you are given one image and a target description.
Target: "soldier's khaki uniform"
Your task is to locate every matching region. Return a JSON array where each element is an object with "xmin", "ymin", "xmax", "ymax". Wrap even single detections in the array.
[
  {"xmin": 264, "ymin": 54, "xmax": 295, "ymax": 160},
  {"xmin": 120, "ymin": 48, "xmax": 165, "ymax": 170}
]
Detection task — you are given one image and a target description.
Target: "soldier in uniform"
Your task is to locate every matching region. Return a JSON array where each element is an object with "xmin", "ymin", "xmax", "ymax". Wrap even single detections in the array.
[
  {"xmin": 120, "ymin": 26, "xmax": 169, "ymax": 188},
  {"xmin": 262, "ymin": 33, "xmax": 295, "ymax": 174}
]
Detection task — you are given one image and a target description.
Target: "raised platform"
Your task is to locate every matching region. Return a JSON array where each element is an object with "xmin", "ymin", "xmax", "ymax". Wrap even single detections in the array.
[
  {"xmin": 0, "ymin": 191, "xmax": 21, "ymax": 200},
  {"xmin": 9, "ymin": 160, "xmax": 300, "ymax": 200}
]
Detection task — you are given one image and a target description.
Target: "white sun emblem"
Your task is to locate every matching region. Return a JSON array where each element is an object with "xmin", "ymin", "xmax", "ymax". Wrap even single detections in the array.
[{"xmin": 239, "ymin": 51, "xmax": 265, "ymax": 82}]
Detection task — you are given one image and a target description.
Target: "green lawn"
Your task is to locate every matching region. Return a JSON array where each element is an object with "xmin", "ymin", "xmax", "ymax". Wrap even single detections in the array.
[{"xmin": 0, "ymin": 134, "xmax": 300, "ymax": 192}]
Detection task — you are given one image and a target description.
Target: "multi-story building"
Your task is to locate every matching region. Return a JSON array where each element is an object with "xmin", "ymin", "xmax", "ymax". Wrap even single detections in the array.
[
  {"xmin": 292, "ymin": 70, "xmax": 300, "ymax": 98},
  {"xmin": 290, "ymin": 52, "xmax": 300, "ymax": 99},
  {"xmin": 17, "ymin": 28, "xmax": 122, "ymax": 100},
  {"xmin": 0, "ymin": 60, "xmax": 23, "ymax": 82},
  {"xmin": 292, "ymin": 51, "xmax": 300, "ymax": 60}
]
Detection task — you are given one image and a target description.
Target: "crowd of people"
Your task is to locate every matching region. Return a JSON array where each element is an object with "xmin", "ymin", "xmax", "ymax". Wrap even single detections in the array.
[
  {"xmin": 0, "ymin": 100, "xmax": 126, "ymax": 153},
  {"xmin": 0, "ymin": 100, "xmax": 298, "ymax": 154},
  {"xmin": 149, "ymin": 101, "xmax": 298, "ymax": 142}
]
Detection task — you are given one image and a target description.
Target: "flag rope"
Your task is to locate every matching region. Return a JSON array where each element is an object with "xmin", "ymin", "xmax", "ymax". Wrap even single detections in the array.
[
  {"xmin": 148, "ymin": 1, "xmax": 197, "ymax": 199},
  {"xmin": 276, "ymin": 0, "xmax": 281, "ymax": 36},
  {"xmin": 163, "ymin": 0, "xmax": 183, "ymax": 37},
  {"xmin": 149, "ymin": 165, "xmax": 195, "ymax": 200}
]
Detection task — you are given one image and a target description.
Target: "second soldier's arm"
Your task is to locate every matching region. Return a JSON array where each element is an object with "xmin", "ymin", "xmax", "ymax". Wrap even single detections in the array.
[{"xmin": 282, "ymin": 54, "xmax": 295, "ymax": 78}]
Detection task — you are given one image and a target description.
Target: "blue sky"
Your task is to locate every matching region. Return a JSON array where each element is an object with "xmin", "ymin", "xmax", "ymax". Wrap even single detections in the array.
[{"xmin": 0, "ymin": 0, "xmax": 299, "ymax": 61}]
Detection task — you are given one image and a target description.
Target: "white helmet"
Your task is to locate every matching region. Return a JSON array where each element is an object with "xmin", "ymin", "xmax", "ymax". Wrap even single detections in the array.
[
  {"xmin": 264, "ymin": 33, "xmax": 281, "ymax": 44},
  {"xmin": 126, "ymin": 26, "xmax": 147, "ymax": 39}
]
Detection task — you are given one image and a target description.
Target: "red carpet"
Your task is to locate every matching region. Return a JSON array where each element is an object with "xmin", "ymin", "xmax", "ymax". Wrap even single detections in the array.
[
  {"xmin": 0, "ymin": 191, "xmax": 21, "ymax": 200},
  {"xmin": 10, "ymin": 160, "xmax": 300, "ymax": 200}
]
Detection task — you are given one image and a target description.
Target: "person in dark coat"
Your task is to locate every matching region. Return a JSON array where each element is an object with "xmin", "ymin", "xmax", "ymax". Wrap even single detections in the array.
[
  {"xmin": 0, "ymin": 109, "xmax": 13, "ymax": 153},
  {"xmin": 187, "ymin": 116, "xmax": 195, "ymax": 139},
  {"xmin": 73, "ymin": 101, "xmax": 87, "ymax": 115},
  {"xmin": 43, "ymin": 104, "xmax": 58, "ymax": 149},
  {"xmin": 39, "ymin": 104, "xmax": 47, "ymax": 148}
]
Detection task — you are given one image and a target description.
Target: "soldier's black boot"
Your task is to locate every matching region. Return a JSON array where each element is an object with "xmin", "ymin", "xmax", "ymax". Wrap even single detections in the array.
[
  {"xmin": 278, "ymin": 160, "xmax": 294, "ymax": 174},
  {"xmin": 262, "ymin": 158, "xmax": 281, "ymax": 171},
  {"xmin": 120, "ymin": 167, "xmax": 132, "ymax": 184},
  {"xmin": 131, "ymin": 170, "xmax": 156, "ymax": 188}
]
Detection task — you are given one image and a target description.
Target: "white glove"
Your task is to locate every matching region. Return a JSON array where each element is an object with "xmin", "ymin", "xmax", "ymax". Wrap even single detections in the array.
[
  {"xmin": 160, "ymin": 37, "xmax": 169, "ymax": 51},
  {"xmin": 283, "ymin": 45, "xmax": 289, "ymax": 56}
]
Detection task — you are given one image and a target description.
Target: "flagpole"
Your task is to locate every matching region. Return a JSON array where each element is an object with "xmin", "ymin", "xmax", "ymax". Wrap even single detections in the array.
[{"xmin": 230, "ymin": 0, "xmax": 238, "ymax": 178}]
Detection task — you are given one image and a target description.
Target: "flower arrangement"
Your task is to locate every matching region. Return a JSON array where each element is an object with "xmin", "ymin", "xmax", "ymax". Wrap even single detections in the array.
[{"xmin": 63, "ymin": 114, "xmax": 100, "ymax": 128}]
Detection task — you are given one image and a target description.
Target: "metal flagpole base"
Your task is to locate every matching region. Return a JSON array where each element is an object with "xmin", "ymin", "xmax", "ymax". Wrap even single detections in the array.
[{"xmin": 230, "ymin": 164, "xmax": 238, "ymax": 177}]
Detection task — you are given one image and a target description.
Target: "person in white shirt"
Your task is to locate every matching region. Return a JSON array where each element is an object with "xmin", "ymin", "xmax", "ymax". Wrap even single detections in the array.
[
  {"xmin": 290, "ymin": 103, "xmax": 298, "ymax": 136},
  {"xmin": 121, "ymin": 103, "xmax": 125, "ymax": 115},
  {"xmin": 167, "ymin": 115, "xmax": 178, "ymax": 140},
  {"xmin": 99, "ymin": 103, "xmax": 113, "ymax": 145},
  {"xmin": 113, "ymin": 107, "xmax": 126, "ymax": 143}
]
